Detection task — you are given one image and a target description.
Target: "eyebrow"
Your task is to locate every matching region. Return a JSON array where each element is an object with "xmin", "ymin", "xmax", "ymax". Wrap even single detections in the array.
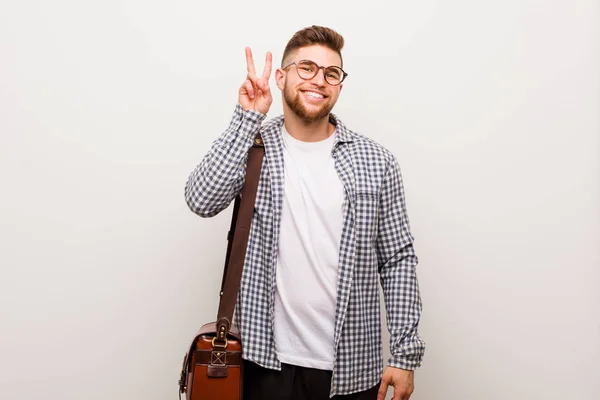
[{"xmin": 300, "ymin": 59, "xmax": 343, "ymax": 69}]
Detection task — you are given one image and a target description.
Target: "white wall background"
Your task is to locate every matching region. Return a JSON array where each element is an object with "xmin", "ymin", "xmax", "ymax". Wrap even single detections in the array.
[{"xmin": 1, "ymin": 0, "xmax": 598, "ymax": 399}]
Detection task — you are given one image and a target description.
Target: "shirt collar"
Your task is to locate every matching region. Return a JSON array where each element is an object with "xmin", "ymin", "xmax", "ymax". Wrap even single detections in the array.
[
  {"xmin": 261, "ymin": 113, "xmax": 355, "ymax": 144},
  {"xmin": 328, "ymin": 113, "xmax": 354, "ymax": 144},
  {"xmin": 262, "ymin": 114, "xmax": 355, "ymax": 146}
]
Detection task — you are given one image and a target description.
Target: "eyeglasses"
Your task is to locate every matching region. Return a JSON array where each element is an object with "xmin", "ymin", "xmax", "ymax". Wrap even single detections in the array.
[{"xmin": 282, "ymin": 60, "xmax": 348, "ymax": 86}]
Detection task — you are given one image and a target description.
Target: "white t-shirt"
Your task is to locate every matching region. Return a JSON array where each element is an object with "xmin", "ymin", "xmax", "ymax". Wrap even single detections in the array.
[{"xmin": 273, "ymin": 125, "xmax": 345, "ymax": 371}]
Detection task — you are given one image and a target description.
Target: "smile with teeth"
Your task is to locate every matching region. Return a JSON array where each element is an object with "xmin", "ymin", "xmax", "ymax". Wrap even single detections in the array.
[{"xmin": 302, "ymin": 90, "xmax": 326, "ymax": 101}]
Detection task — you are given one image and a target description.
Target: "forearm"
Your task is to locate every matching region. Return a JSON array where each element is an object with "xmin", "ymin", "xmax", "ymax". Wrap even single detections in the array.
[
  {"xmin": 380, "ymin": 244, "xmax": 425, "ymax": 370},
  {"xmin": 185, "ymin": 104, "xmax": 266, "ymax": 217},
  {"xmin": 377, "ymin": 155, "xmax": 425, "ymax": 370}
]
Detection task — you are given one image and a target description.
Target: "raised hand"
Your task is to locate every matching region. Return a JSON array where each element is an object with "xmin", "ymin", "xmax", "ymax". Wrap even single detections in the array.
[{"xmin": 239, "ymin": 47, "xmax": 273, "ymax": 114}]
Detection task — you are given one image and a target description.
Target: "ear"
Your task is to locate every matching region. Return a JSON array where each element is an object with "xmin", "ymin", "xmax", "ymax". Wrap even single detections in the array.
[{"xmin": 275, "ymin": 68, "xmax": 285, "ymax": 91}]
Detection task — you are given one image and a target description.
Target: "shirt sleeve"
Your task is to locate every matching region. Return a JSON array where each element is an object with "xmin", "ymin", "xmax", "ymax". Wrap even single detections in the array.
[
  {"xmin": 185, "ymin": 104, "xmax": 267, "ymax": 218},
  {"xmin": 377, "ymin": 154, "xmax": 426, "ymax": 370}
]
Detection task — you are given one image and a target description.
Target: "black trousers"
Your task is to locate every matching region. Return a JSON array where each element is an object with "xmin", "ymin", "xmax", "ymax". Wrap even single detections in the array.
[{"xmin": 242, "ymin": 360, "xmax": 380, "ymax": 400}]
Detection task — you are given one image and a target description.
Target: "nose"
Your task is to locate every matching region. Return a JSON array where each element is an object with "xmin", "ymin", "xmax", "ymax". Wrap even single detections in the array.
[{"xmin": 310, "ymin": 67, "xmax": 327, "ymax": 86}]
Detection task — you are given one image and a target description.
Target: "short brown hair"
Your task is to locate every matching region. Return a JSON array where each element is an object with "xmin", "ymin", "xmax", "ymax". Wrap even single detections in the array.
[{"xmin": 282, "ymin": 25, "xmax": 345, "ymax": 67}]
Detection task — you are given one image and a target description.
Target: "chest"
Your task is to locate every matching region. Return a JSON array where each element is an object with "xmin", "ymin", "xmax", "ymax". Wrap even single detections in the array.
[{"xmin": 282, "ymin": 145, "xmax": 344, "ymax": 215}]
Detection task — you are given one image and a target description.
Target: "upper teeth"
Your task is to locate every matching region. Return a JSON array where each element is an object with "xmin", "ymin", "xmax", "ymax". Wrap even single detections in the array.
[{"xmin": 305, "ymin": 91, "xmax": 324, "ymax": 99}]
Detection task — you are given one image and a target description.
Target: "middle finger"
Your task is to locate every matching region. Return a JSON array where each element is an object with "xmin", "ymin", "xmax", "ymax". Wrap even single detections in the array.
[{"xmin": 262, "ymin": 51, "xmax": 272, "ymax": 80}]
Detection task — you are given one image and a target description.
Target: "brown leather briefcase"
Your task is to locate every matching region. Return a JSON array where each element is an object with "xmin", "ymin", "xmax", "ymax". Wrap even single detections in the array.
[
  {"xmin": 179, "ymin": 322, "xmax": 243, "ymax": 399},
  {"xmin": 179, "ymin": 135, "xmax": 264, "ymax": 400}
]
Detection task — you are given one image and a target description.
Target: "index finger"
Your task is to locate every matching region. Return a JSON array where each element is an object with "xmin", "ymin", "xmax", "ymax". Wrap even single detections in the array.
[
  {"xmin": 262, "ymin": 51, "xmax": 272, "ymax": 80},
  {"xmin": 245, "ymin": 47, "xmax": 256, "ymax": 76}
]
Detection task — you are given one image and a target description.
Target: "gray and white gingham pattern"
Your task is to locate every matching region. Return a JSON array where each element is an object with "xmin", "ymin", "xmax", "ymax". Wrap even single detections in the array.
[{"xmin": 185, "ymin": 104, "xmax": 425, "ymax": 397}]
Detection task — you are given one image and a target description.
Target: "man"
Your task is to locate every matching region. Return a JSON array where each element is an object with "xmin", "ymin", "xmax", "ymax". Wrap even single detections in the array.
[{"xmin": 185, "ymin": 25, "xmax": 425, "ymax": 400}]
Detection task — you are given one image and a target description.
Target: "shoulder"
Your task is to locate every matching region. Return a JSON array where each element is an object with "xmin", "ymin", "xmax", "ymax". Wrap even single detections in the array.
[
  {"xmin": 333, "ymin": 114, "xmax": 398, "ymax": 169},
  {"xmin": 352, "ymin": 131, "xmax": 396, "ymax": 161},
  {"xmin": 259, "ymin": 114, "xmax": 285, "ymax": 136}
]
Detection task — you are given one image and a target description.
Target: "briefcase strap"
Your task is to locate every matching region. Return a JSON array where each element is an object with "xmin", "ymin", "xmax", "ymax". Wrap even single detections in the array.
[
  {"xmin": 178, "ymin": 134, "xmax": 264, "ymax": 398},
  {"xmin": 214, "ymin": 134, "xmax": 265, "ymax": 344}
]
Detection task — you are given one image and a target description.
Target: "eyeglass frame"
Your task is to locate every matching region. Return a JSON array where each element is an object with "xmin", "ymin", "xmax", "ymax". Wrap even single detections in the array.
[{"xmin": 281, "ymin": 59, "xmax": 348, "ymax": 86}]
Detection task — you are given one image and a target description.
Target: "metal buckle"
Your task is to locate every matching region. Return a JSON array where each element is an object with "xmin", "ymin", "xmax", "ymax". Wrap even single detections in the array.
[{"xmin": 211, "ymin": 337, "xmax": 228, "ymax": 349}]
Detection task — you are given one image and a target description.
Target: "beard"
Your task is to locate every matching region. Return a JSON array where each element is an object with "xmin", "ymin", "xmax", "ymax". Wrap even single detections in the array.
[{"xmin": 283, "ymin": 83, "xmax": 335, "ymax": 123}]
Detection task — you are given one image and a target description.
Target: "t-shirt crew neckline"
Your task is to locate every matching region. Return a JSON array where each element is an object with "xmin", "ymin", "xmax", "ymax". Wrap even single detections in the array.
[{"xmin": 281, "ymin": 124, "xmax": 337, "ymax": 149}]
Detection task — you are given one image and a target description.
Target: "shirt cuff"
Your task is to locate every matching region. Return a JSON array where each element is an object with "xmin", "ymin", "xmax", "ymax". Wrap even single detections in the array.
[
  {"xmin": 388, "ymin": 349, "xmax": 424, "ymax": 370},
  {"xmin": 234, "ymin": 103, "xmax": 267, "ymax": 124}
]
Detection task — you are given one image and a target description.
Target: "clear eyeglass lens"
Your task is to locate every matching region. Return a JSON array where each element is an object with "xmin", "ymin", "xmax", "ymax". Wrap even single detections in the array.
[
  {"xmin": 297, "ymin": 61, "xmax": 318, "ymax": 79},
  {"xmin": 296, "ymin": 61, "xmax": 344, "ymax": 85},
  {"xmin": 324, "ymin": 67, "xmax": 342, "ymax": 84}
]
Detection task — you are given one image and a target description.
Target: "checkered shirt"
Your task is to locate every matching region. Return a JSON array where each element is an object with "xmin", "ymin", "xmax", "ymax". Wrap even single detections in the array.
[{"xmin": 185, "ymin": 104, "xmax": 425, "ymax": 397}]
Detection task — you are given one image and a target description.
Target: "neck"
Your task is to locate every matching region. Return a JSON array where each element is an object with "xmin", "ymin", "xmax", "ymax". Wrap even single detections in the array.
[{"xmin": 283, "ymin": 108, "xmax": 335, "ymax": 142}]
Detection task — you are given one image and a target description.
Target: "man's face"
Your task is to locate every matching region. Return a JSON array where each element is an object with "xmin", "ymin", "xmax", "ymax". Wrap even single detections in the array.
[{"xmin": 276, "ymin": 45, "xmax": 344, "ymax": 122}]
